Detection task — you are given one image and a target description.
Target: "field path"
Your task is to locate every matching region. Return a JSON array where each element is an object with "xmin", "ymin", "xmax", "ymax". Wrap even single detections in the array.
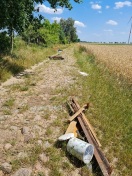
[{"xmin": 0, "ymin": 47, "xmax": 81, "ymax": 176}]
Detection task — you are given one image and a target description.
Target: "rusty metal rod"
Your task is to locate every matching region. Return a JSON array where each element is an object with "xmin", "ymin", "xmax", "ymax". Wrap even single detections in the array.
[{"xmin": 69, "ymin": 98, "xmax": 112, "ymax": 176}]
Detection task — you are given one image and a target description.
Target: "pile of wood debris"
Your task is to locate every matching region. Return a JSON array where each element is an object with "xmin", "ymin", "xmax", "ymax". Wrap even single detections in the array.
[{"xmin": 58, "ymin": 97, "xmax": 112, "ymax": 176}]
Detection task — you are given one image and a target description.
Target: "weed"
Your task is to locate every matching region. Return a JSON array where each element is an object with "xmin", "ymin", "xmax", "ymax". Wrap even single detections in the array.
[
  {"xmin": 45, "ymin": 128, "xmax": 52, "ymax": 136},
  {"xmin": 50, "ymin": 168, "xmax": 62, "ymax": 176},
  {"xmin": 79, "ymin": 45, "xmax": 87, "ymax": 53},
  {"xmin": 20, "ymin": 86, "xmax": 29, "ymax": 91},
  {"xmin": 19, "ymin": 104, "xmax": 29, "ymax": 113},
  {"xmin": 3, "ymin": 98, "xmax": 15, "ymax": 107},
  {"xmin": 10, "ymin": 84, "xmax": 21, "ymax": 91},
  {"xmin": 37, "ymin": 172, "xmax": 45, "ymax": 176},
  {"xmin": 3, "ymin": 109, "xmax": 12, "ymax": 115},
  {"xmin": 10, "ymin": 139, "xmax": 16, "ymax": 146}
]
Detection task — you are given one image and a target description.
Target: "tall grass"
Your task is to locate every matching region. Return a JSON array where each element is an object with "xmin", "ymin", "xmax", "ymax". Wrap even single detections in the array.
[
  {"xmin": 0, "ymin": 37, "xmax": 67, "ymax": 83},
  {"xmin": 74, "ymin": 45, "xmax": 132, "ymax": 176}
]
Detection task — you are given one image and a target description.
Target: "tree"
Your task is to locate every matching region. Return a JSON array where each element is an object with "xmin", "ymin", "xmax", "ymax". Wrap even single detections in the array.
[
  {"xmin": 0, "ymin": 0, "xmax": 82, "ymax": 52},
  {"xmin": 0, "ymin": 0, "xmax": 35, "ymax": 53},
  {"xmin": 22, "ymin": 15, "xmax": 44, "ymax": 44},
  {"xmin": 59, "ymin": 18, "xmax": 78, "ymax": 43}
]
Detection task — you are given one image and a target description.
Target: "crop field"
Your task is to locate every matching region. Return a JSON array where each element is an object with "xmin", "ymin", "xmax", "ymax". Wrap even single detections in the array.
[
  {"xmin": 74, "ymin": 45, "xmax": 132, "ymax": 175},
  {"xmin": 81, "ymin": 43, "xmax": 132, "ymax": 82}
]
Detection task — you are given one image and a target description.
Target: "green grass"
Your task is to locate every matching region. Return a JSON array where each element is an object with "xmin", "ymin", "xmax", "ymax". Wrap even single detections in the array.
[
  {"xmin": 0, "ymin": 38, "xmax": 69, "ymax": 83},
  {"xmin": 73, "ymin": 45, "xmax": 132, "ymax": 175},
  {"xmin": 11, "ymin": 144, "xmax": 43, "ymax": 171},
  {"xmin": 3, "ymin": 98, "xmax": 15, "ymax": 107}
]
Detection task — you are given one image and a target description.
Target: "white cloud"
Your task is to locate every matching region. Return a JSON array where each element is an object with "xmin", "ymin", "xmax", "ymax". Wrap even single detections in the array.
[
  {"xmin": 98, "ymin": 10, "xmax": 102, "ymax": 13},
  {"xmin": 91, "ymin": 4, "xmax": 102, "ymax": 10},
  {"xmin": 104, "ymin": 29, "xmax": 113, "ymax": 32},
  {"xmin": 77, "ymin": 30, "xmax": 82, "ymax": 34},
  {"xmin": 51, "ymin": 17, "xmax": 61, "ymax": 22},
  {"xmin": 36, "ymin": 4, "xmax": 63, "ymax": 14},
  {"xmin": 106, "ymin": 5, "xmax": 110, "ymax": 9},
  {"xmin": 114, "ymin": 1, "xmax": 132, "ymax": 9},
  {"xmin": 74, "ymin": 21, "xmax": 86, "ymax": 27},
  {"xmin": 106, "ymin": 20, "xmax": 118, "ymax": 26}
]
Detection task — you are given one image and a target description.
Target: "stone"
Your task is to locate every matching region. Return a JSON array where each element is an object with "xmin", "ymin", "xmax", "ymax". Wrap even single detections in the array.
[
  {"xmin": 39, "ymin": 153, "xmax": 49, "ymax": 163},
  {"xmin": 0, "ymin": 170, "xmax": 3, "ymax": 176},
  {"xmin": 10, "ymin": 126, "xmax": 18, "ymax": 131},
  {"xmin": 21, "ymin": 127, "xmax": 29, "ymax": 134},
  {"xmin": 4, "ymin": 143, "xmax": 12, "ymax": 151},
  {"xmin": 12, "ymin": 168, "xmax": 32, "ymax": 176},
  {"xmin": 0, "ymin": 162, "xmax": 12, "ymax": 174},
  {"xmin": 34, "ymin": 162, "xmax": 42, "ymax": 171},
  {"xmin": 17, "ymin": 152, "xmax": 28, "ymax": 159},
  {"xmin": 0, "ymin": 116, "xmax": 9, "ymax": 121},
  {"xmin": 24, "ymin": 133, "xmax": 33, "ymax": 143},
  {"xmin": 43, "ymin": 141, "xmax": 51, "ymax": 150},
  {"xmin": 71, "ymin": 170, "xmax": 81, "ymax": 176},
  {"xmin": 37, "ymin": 140, "xmax": 43, "ymax": 146},
  {"xmin": 34, "ymin": 115, "xmax": 41, "ymax": 121}
]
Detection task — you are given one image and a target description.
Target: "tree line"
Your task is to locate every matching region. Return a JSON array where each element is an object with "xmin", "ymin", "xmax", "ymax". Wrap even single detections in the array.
[
  {"xmin": 22, "ymin": 18, "xmax": 79, "ymax": 46},
  {"xmin": 0, "ymin": 0, "xmax": 81, "ymax": 53}
]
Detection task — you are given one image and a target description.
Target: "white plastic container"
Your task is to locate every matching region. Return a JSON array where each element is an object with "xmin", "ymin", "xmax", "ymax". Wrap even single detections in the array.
[{"xmin": 67, "ymin": 137, "xmax": 94, "ymax": 164}]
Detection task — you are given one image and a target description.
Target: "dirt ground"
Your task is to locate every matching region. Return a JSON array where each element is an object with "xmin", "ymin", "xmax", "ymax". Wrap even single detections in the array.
[{"xmin": 0, "ymin": 47, "xmax": 83, "ymax": 176}]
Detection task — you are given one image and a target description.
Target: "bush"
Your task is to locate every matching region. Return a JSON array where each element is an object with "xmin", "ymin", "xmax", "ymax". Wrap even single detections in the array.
[{"xmin": 78, "ymin": 45, "xmax": 87, "ymax": 53}]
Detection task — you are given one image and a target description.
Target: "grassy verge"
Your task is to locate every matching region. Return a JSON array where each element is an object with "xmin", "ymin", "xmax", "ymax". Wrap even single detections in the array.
[
  {"xmin": 0, "ymin": 38, "xmax": 69, "ymax": 83},
  {"xmin": 73, "ymin": 45, "xmax": 132, "ymax": 175}
]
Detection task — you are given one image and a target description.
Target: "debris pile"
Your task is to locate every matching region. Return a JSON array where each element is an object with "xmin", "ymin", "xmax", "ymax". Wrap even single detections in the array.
[
  {"xmin": 49, "ymin": 55, "xmax": 64, "ymax": 60},
  {"xmin": 58, "ymin": 97, "xmax": 112, "ymax": 176},
  {"xmin": 49, "ymin": 49, "xmax": 64, "ymax": 60}
]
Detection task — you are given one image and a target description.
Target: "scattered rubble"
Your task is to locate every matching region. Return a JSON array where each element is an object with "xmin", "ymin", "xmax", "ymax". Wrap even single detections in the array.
[
  {"xmin": 12, "ymin": 168, "xmax": 32, "ymax": 176},
  {"xmin": 79, "ymin": 71, "xmax": 89, "ymax": 76},
  {"xmin": 0, "ymin": 162, "xmax": 12, "ymax": 174},
  {"xmin": 4, "ymin": 143, "xmax": 12, "ymax": 151}
]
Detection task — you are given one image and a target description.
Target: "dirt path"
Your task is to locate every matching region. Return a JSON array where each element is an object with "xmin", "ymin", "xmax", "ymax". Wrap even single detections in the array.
[{"xmin": 0, "ymin": 47, "xmax": 83, "ymax": 176}]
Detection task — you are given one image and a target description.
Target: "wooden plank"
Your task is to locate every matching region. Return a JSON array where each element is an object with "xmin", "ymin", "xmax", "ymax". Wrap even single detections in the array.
[
  {"xmin": 69, "ymin": 99, "xmax": 101, "ymax": 147},
  {"xmin": 65, "ymin": 121, "xmax": 78, "ymax": 137},
  {"xmin": 68, "ymin": 104, "xmax": 89, "ymax": 122},
  {"xmin": 70, "ymin": 98, "xmax": 112, "ymax": 176},
  {"xmin": 81, "ymin": 113, "xmax": 101, "ymax": 147},
  {"xmin": 77, "ymin": 116, "xmax": 110, "ymax": 176}
]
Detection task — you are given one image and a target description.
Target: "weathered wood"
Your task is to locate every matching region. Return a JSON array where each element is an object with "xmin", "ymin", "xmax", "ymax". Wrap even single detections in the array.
[
  {"xmin": 49, "ymin": 55, "xmax": 64, "ymax": 60},
  {"xmin": 65, "ymin": 121, "xmax": 78, "ymax": 137},
  {"xmin": 69, "ymin": 100, "xmax": 101, "ymax": 147},
  {"xmin": 81, "ymin": 113, "xmax": 101, "ymax": 147},
  {"xmin": 68, "ymin": 104, "xmax": 89, "ymax": 122},
  {"xmin": 69, "ymin": 98, "xmax": 112, "ymax": 176}
]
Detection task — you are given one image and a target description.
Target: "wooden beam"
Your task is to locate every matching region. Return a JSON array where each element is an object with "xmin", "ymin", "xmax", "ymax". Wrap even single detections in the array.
[
  {"xmin": 69, "ymin": 98, "xmax": 112, "ymax": 176},
  {"xmin": 68, "ymin": 104, "xmax": 89, "ymax": 122}
]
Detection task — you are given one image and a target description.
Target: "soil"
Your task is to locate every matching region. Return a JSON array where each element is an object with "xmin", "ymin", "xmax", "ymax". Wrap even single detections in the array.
[{"xmin": 0, "ymin": 47, "xmax": 83, "ymax": 176}]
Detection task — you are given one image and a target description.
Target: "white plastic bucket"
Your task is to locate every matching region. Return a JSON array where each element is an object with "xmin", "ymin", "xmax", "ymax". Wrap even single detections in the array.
[{"xmin": 67, "ymin": 137, "xmax": 94, "ymax": 164}]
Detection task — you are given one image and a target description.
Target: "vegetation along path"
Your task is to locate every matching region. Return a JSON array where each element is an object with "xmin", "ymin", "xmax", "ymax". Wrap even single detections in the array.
[
  {"xmin": 0, "ymin": 44, "xmax": 131, "ymax": 176},
  {"xmin": 0, "ymin": 46, "xmax": 84, "ymax": 176}
]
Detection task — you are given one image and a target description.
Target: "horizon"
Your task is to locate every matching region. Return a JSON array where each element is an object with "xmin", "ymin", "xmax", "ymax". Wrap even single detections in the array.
[{"xmin": 35, "ymin": 0, "xmax": 132, "ymax": 43}]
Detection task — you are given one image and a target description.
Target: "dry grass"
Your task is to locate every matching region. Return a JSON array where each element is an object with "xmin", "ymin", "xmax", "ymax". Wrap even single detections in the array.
[
  {"xmin": 73, "ymin": 45, "xmax": 132, "ymax": 175},
  {"xmin": 80, "ymin": 43, "xmax": 132, "ymax": 83},
  {"xmin": 0, "ymin": 38, "xmax": 69, "ymax": 83}
]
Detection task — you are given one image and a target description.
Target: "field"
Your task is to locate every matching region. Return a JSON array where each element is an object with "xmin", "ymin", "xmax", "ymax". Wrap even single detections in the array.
[
  {"xmin": 74, "ymin": 44, "xmax": 132, "ymax": 175},
  {"xmin": 80, "ymin": 43, "xmax": 132, "ymax": 83},
  {"xmin": 0, "ymin": 43, "xmax": 131, "ymax": 176}
]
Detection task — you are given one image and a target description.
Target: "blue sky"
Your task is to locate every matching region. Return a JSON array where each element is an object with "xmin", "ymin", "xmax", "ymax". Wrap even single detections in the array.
[{"xmin": 36, "ymin": 0, "xmax": 132, "ymax": 43}]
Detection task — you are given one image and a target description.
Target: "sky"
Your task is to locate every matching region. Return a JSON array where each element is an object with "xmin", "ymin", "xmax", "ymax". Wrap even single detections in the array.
[{"xmin": 36, "ymin": 0, "xmax": 132, "ymax": 43}]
